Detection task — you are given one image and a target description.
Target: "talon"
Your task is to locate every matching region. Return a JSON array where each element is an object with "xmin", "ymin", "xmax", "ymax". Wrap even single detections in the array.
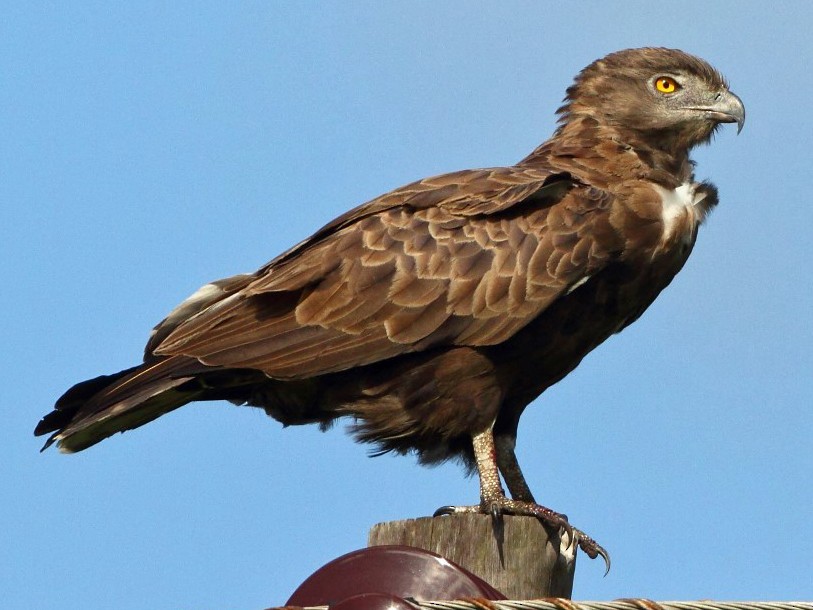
[
  {"xmin": 561, "ymin": 521, "xmax": 575, "ymax": 550},
  {"xmin": 433, "ymin": 505, "xmax": 457, "ymax": 517},
  {"xmin": 574, "ymin": 532, "xmax": 612, "ymax": 575},
  {"xmin": 598, "ymin": 546, "xmax": 611, "ymax": 576},
  {"xmin": 490, "ymin": 502, "xmax": 502, "ymax": 525}
]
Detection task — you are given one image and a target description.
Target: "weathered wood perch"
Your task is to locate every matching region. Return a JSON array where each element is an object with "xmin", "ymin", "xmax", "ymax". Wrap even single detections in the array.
[{"xmin": 368, "ymin": 514, "xmax": 575, "ymax": 599}]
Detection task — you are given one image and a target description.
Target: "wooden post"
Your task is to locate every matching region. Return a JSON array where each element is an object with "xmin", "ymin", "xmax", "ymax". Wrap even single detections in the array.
[{"xmin": 368, "ymin": 514, "xmax": 575, "ymax": 599}]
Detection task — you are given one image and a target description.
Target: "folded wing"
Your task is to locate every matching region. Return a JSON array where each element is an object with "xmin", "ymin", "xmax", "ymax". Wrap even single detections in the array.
[{"xmin": 151, "ymin": 167, "xmax": 613, "ymax": 378}]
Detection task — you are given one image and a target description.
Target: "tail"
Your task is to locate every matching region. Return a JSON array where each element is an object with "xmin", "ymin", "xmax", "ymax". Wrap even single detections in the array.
[{"xmin": 35, "ymin": 356, "xmax": 226, "ymax": 453}]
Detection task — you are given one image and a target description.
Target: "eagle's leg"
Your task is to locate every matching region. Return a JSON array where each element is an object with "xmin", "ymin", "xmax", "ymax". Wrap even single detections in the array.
[
  {"xmin": 435, "ymin": 427, "xmax": 610, "ymax": 573},
  {"xmin": 471, "ymin": 427, "xmax": 570, "ymax": 530},
  {"xmin": 494, "ymin": 433, "xmax": 536, "ymax": 503}
]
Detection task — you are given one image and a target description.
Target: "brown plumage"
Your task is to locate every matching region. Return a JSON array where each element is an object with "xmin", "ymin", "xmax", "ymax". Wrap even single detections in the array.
[{"xmin": 36, "ymin": 48, "xmax": 744, "ymax": 566}]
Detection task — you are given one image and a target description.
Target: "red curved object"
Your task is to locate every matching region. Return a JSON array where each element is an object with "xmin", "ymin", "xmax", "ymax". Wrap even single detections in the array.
[{"xmin": 286, "ymin": 545, "xmax": 506, "ymax": 605}]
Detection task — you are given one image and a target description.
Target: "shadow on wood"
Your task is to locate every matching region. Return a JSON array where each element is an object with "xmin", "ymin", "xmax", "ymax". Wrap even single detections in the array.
[{"xmin": 368, "ymin": 514, "xmax": 575, "ymax": 599}]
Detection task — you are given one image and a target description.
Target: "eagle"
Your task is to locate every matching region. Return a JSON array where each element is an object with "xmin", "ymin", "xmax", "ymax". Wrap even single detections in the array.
[{"xmin": 36, "ymin": 48, "xmax": 743, "ymax": 567}]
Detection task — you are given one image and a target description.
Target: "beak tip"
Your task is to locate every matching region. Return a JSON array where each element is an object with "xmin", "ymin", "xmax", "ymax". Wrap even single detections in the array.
[{"xmin": 729, "ymin": 91, "xmax": 745, "ymax": 134}]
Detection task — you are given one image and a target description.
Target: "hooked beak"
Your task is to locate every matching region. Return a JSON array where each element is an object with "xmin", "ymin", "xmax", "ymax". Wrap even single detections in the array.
[{"xmin": 698, "ymin": 89, "xmax": 746, "ymax": 134}]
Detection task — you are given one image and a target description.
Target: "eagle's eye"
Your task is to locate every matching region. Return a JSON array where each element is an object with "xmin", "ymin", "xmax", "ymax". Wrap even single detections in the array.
[{"xmin": 654, "ymin": 76, "xmax": 679, "ymax": 94}]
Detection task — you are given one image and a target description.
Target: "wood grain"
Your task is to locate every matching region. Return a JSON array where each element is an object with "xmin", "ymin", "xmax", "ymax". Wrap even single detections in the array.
[{"xmin": 368, "ymin": 514, "xmax": 575, "ymax": 599}]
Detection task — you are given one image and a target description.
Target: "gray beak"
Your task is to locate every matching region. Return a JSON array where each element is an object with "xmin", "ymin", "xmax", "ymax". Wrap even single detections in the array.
[{"xmin": 711, "ymin": 89, "xmax": 746, "ymax": 134}]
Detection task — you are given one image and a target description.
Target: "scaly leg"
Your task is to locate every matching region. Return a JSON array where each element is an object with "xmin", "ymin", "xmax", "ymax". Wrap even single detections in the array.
[
  {"xmin": 494, "ymin": 433, "xmax": 536, "ymax": 503},
  {"xmin": 435, "ymin": 427, "xmax": 610, "ymax": 573}
]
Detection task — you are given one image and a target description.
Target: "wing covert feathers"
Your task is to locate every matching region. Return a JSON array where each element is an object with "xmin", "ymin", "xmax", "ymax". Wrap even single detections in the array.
[{"xmin": 151, "ymin": 168, "xmax": 614, "ymax": 379}]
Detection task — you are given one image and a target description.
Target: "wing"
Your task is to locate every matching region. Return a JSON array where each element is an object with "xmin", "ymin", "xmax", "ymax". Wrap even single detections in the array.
[{"xmin": 150, "ymin": 166, "xmax": 616, "ymax": 378}]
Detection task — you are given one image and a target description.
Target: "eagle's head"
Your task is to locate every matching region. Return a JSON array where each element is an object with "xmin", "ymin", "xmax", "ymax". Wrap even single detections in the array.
[{"xmin": 559, "ymin": 47, "xmax": 745, "ymax": 153}]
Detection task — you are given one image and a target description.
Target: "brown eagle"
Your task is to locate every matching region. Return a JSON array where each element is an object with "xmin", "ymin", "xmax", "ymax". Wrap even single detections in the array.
[{"xmin": 36, "ymin": 48, "xmax": 743, "ymax": 566}]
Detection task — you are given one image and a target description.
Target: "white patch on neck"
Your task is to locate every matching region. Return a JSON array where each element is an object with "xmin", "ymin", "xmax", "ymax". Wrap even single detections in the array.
[{"xmin": 653, "ymin": 182, "xmax": 699, "ymax": 242}]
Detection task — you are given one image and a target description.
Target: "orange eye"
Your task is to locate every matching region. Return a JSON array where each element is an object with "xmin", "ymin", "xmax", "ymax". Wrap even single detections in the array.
[{"xmin": 655, "ymin": 76, "xmax": 679, "ymax": 94}]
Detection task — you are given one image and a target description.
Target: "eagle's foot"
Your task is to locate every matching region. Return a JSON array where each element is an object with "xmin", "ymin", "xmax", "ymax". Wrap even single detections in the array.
[{"xmin": 433, "ymin": 498, "xmax": 610, "ymax": 574}]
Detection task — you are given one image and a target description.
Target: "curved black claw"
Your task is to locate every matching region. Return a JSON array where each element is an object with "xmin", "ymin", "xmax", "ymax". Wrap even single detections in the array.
[
  {"xmin": 600, "ymin": 548, "xmax": 611, "ymax": 576},
  {"xmin": 553, "ymin": 515, "xmax": 575, "ymax": 550},
  {"xmin": 432, "ymin": 505, "xmax": 458, "ymax": 517},
  {"xmin": 571, "ymin": 529, "xmax": 611, "ymax": 576},
  {"xmin": 489, "ymin": 502, "xmax": 502, "ymax": 525}
]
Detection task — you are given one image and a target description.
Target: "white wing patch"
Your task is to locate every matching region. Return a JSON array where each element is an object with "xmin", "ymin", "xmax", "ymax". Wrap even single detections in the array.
[{"xmin": 566, "ymin": 275, "xmax": 592, "ymax": 295}]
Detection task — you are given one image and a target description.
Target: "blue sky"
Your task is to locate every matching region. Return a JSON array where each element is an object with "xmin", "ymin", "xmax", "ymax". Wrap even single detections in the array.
[{"xmin": 3, "ymin": 2, "xmax": 812, "ymax": 608}]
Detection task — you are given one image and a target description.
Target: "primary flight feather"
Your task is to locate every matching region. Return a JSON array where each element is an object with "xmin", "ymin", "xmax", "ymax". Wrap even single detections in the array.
[{"xmin": 36, "ymin": 48, "xmax": 744, "ymax": 565}]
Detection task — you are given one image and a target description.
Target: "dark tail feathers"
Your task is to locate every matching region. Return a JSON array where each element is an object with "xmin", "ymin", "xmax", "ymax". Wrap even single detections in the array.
[{"xmin": 35, "ymin": 356, "xmax": 213, "ymax": 453}]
